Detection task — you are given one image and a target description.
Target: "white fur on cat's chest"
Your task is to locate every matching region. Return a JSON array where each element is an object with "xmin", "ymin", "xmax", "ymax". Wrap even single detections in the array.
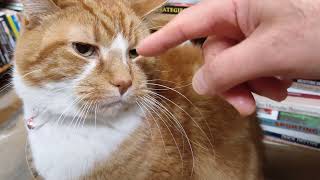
[{"xmin": 28, "ymin": 114, "xmax": 142, "ymax": 180}]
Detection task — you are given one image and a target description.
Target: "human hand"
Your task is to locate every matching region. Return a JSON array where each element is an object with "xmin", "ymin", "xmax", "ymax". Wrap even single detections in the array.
[{"xmin": 137, "ymin": 0, "xmax": 320, "ymax": 116}]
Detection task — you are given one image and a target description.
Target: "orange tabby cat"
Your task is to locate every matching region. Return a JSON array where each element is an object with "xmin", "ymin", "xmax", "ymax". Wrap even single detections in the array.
[{"xmin": 14, "ymin": 0, "xmax": 264, "ymax": 179}]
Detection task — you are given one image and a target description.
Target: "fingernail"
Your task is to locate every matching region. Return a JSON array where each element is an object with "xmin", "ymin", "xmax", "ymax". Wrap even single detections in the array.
[{"xmin": 193, "ymin": 70, "xmax": 209, "ymax": 95}]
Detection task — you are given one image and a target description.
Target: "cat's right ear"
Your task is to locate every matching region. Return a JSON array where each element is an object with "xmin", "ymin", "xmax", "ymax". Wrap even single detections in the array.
[{"xmin": 22, "ymin": 0, "xmax": 60, "ymax": 30}]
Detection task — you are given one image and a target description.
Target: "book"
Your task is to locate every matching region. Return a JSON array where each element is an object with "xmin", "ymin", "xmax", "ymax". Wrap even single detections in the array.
[
  {"xmin": 5, "ymin": 14, "xmax": 19, "ymax": 39},
  {"xmin": 0, "ymin": 19, "xmax": 15, "ymax": 50},
  {"xmin": 288, "ymin": 85, "xmax": 320, "ymax": 100},
  {"xmin": 11, "ymin": 14, "xmax": 20, "ymax": 32},
  {"xmin": 0, "ymin": 10, "xmax": 20, "ymax": 70},
  {"xmin": 261, "ymin": 125, "xmax": 320, "ymax": 144},
  {"xmin": 0, "ymin": 14, "xmax": 16, "ymax": 41},
  {"xmin": 254, "ymin": 94, "xmax": 320, "ymax": 117},
  {"xmin": 168, "ymin": 0, "xmax": 200, "ymax": 6},
  {"xmin": 259, "ymin": 118, "xmax": 320, "ymax": 136},
  {"xmin": 257, "ymin": 108, "xmax": 320, "ymax": 128},
  {"xmin": 264, "ymin": 132, "xmax": 320, "ymax": 150},
  {"xmin": 279, "ymin": 111, "xmax": 320, "ymax": 128},
  {"xmin": 294, "ymin": 79, "xmax": 320, "ymax": 86}
]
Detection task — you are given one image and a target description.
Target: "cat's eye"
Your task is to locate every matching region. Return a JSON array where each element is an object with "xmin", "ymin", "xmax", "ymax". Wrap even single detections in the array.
[
  {"xmin": 129, "ymin": 49, "xmax": 139, "ymax": 59},
  {"xmin": 72, "ymin": 42, "xmax": 97, "ymax": 58}
]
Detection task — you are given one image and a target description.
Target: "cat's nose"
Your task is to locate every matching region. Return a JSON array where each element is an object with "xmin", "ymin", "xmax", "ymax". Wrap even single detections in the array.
[{"xmin": 111, "ymin": 79, "xmax": 133, "ymax": 95}]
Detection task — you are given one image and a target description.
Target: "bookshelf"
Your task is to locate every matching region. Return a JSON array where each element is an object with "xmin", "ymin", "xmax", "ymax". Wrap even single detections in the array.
[{"xmin": 0, "ymin": 6, "xmax": 21, "ymax": 88}]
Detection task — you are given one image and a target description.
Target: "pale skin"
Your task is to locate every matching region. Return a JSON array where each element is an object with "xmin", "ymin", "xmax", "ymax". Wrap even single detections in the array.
[{"xmin": 137, "ymin": 0, "xmax": 320, "ymax": 116}]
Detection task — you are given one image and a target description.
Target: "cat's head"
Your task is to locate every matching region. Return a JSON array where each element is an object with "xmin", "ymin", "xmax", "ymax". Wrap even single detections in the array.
[{"xmin": 14, "ymin": 0, "xmax": 166, "ymax": 119}]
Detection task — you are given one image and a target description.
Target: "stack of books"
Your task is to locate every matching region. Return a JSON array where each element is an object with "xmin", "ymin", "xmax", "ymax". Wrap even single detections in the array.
[
  {"xmin": 256, "ymin": 80, "xmax": 320, "ymax": 150},
  {"xmin": 0, "ymin": 10, "xmax": 20, "ymax": 72}
]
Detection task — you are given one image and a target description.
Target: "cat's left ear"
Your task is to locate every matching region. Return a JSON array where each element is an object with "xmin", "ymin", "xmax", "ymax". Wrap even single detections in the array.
[
  {"xmin": 21, "ymin": 0, "xmax": 60, "ymax": 29},
  {"xmin": 128, "ymin": 0, "xmax": 167, "ymax": 17}
]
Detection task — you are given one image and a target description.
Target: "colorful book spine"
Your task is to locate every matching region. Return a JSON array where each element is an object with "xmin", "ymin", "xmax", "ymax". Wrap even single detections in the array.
[
  {"xmin": 278, "ymin": 111, "xmax": 320, "ymax": 128},
  {"xmin": 11, "ymin": 14, "xmax": 20, "ymax": 32},
  {"xmin": 259, "ymin": 118, "xmax": 320, "ymax": 136},
  {"xmin": 6, "ymin": 15, "xmax": 19, "ymax": 39},
  {"xmin": 255, "ymin": 95, "xmax": 320, "ymax": 117},
  {"xmin": 0, "ymin": 11, "xmax": 20, "ymax": 69},
  {"xmin": 0, "ymin": 14, "xmax": 16, "ymax": 41}
]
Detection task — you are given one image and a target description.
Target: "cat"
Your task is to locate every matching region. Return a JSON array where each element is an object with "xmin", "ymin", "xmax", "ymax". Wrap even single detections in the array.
[{"xmin": 13, "ymin": 0, "xmax": 264, "ymax": 179}]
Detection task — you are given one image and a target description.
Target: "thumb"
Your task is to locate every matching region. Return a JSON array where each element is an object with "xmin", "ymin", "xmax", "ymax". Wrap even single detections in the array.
[{"xmin": 193, "ymin": 31, "xmax": 282, "ymax": 95}]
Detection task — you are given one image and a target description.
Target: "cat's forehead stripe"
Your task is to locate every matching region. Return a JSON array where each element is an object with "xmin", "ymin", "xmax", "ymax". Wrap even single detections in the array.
[{"xmin": 79, "ymin": 0, "xmax": 115, "ymax": 36}]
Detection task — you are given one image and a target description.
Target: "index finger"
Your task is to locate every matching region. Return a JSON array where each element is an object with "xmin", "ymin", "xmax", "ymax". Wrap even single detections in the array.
[{"xmin": 137, "ymin": 0, "xmax": 242, "ymax": 56}]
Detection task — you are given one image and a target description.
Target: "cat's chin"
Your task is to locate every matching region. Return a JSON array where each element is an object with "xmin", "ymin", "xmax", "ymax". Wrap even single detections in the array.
[{"xmin": 95, "ymin": 102, "xmax": 137, "ymax": 119}]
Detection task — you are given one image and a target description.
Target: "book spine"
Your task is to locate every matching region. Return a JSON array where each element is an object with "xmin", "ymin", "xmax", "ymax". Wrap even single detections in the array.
[
  {"xmin": 256, "ymin": 100, "xmax": 320, "ymax": 117},
  {"xmin": 160, "ymin": 5, "xmax": 188, "ymax": 14},
  {"xmin": 264, "ymin": 130, "xmax": 320, "ymax": 150},
  {"xmin": 0, "ymin": 21, "xmax": 13, "ymax": 51},
  {"xmin": 288, "ymin": 92, "xmax": 320, "ymax": 100},
  {"xmin": 259, "ymin": 118, "xmax": 320, "ymax": 136},
  {"xmin": 0, "ymin": 20, "xmax": 13, "ymax": 53},
  {"xmin": 6, "ymin": 15, "xmax": 19, "ymax": 39},
  {"xmin": 11, "ymin": 14, "xmax": 20, "ymax": 32},
  {"xmin": 278, "ymin": 111, "xmax": 320, "ymax": 128},
  {"xmin": 260, "ymin": 125, "xmax": 320, "ymax": 143},
  {"xmin": 294, "ymin": 79, "xmax": 320, "ymax": 86},
  {"xmin": 0, "ymin": 14, "xmax": 15, "ymax": 41},
  {"xmin": 0, "ymin": 49, "xmax": 5, "ymax": 66},
  {"xmin": 0, "ymin": 29, "xmax": 10, "ymax": 64},
  {"xmin": 1, "ymin": 20, "xmax": 15, "ymax": 49}
]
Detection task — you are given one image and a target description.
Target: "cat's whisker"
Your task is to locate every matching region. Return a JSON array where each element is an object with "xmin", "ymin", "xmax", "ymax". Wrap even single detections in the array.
[
  {"xmin": 146, "ymin": 83, "xmax": 215, "ymax": 150},
  {"xmin": 135, "ymin": 99, "xmax": 154, "ymax": 140},
  {"xmin": 73, "ymin": 101, "xmax": 90, "ymax": 129},
  {"xmin": 81, "ymin": 100, "xmax": 94, "ymax": 129},
  {"xmin": 0, "ymin": 82, "xmax": 13, "ymax": 94},
  {"xmin": 143, "ymin": 95, "xmax": 208, "ymax": 165},
  {"xmin": 143, "ymin": 90, "xmax": 199, "ymax": 174},
  {"xmin": 137, "ymin": 100, "xmax": 171, "ymax": 161},
  {"xmin": 55, "ymin": 94, "xmax": 90, "ymax": 127},
  {"xmin": 94, "ymin": 101, "xmax": 98, "ymax": 129},
  {"xmin": 69, "ymin": 102, "xmax": 88, "ymax": 129},
  {"xmin": 147, "ymin": 89, "xmax": 207, "ymax": 136},
  {"xmin": 141, "ymin": 96, "xmax": 185, "ymax": 170},
  {"xmin": 144, "ymin": 95, "xmax": 206, "ymax": 152},
  {"xmin": 77, "ymin": 101, "xmax": 90, "ymax": 129},
  {"xmin": 145, "ymin": 83, "xmax": 214, "ymax": 150},
  {"xmin": 20, "ymin": 69, "xmax": 42, "ymax": 78},
  {"xmin": 144, "ymin": 94, "xmax": 186, "ymax": 136},
  {"xmin": 146, "ymin": 82, "xmax": 192, "ymax": 91}
]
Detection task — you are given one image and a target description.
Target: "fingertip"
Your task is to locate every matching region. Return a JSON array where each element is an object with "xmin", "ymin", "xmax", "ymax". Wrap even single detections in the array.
[{"xmin": 137, "ymin": 37, "xmax": 159, "ymax": 57}]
